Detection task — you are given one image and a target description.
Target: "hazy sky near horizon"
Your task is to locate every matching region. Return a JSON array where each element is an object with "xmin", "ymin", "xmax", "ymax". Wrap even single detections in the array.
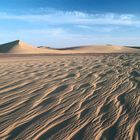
[{"xmin": 0, "ymin": 0, "xmax": 140, "ymax": 47}]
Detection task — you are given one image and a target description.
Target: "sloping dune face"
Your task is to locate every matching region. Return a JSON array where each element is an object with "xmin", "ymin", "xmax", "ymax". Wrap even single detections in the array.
[
  {"xmin": 0, "ymin": 54, "xmax": 140, "ymax": 140},
  {"xmin": 0, "ymin": 40, "xmax": 60, "ymax": 54}
]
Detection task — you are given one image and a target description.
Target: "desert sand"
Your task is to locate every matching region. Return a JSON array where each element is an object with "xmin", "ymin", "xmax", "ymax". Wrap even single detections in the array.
[{"xmin": 0, "ymin": 41, "xmax": 140, "ymax": 140}]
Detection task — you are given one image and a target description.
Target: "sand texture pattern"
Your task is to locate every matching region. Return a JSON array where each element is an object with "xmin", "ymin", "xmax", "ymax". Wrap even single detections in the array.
[{"xmin": 0, "ymin": 54, "xmax": 140, "ymax": 140}]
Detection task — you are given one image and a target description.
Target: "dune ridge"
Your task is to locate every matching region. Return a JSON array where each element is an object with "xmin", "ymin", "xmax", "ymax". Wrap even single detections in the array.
[
  {"xmin": 0, "ymin": 53, "xmax": 140, "ymax": 140},
  {"xmin": 0, "ymin": 40, "xmax": 140, "ymax": 54}
]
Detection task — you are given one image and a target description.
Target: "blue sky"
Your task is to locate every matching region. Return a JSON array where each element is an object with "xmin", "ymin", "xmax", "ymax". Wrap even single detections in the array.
[{"xmin": 0, "ymin": 0, "xmax": 140, "ymax": 47}]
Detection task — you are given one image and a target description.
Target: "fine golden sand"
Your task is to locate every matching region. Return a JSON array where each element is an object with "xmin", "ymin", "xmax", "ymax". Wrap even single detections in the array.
[{"xmin": 0, "ymin": 53, "xmax": 140, "ymax": 140}]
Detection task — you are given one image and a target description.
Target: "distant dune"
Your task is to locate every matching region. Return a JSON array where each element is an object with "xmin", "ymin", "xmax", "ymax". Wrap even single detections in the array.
[
  {"xmin": 57, "ymin": 45, "xmax": 140, "ymax": 53},
  {"xmin": 0, "ymin": 40, "xmax": 140, "ymax": 54},
  {"xmin": 0, "ymin": 40, "xmax": 61, "ymax": 54}
]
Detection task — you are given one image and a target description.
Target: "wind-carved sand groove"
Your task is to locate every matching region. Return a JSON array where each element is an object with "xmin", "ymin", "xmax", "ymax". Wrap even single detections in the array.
[{"xmin": 0, "ymin": 54, "xmax": 140, "ymax": 140}]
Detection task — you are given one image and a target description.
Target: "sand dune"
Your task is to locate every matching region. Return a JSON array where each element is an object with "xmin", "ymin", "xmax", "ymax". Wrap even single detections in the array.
[
  {"xmin": 0, "ymin": 40, "xmax": 61, "ymax": 54},
  {"xmin": 0, "ymin": 40, "xmax": 140, "ymax": 54},
  {"xmin": 57, "ymin": 45, "xmax": 140, "ymax": 53},
  {"xmin": 0, "ymin": 53, "xmax": 140, "ymax": 140},
  {"xmin": 69, "ymin": 45, "xmax": 140, "ymax": 53},
  {"xmin": 0, "ymin": 40, "xmax": 140, "ymax": 139}
]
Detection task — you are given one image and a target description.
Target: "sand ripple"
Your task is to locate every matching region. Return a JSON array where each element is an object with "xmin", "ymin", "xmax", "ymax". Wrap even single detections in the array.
[{"xmin": 0, "ymin": 54, "xmax": 140, "ymax": 140}]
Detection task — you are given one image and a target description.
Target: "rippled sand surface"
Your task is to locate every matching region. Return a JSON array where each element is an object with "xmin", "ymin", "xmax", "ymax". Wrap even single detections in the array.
[{"xmin": 0, "ymin": 54, "xmax": 140, "ymax": 140}]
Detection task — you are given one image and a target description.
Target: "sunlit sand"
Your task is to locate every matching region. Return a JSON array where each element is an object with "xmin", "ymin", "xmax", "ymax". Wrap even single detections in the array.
[{"xmin": 0, "ymin": 40, "xmax": 140, "ymax": 140}]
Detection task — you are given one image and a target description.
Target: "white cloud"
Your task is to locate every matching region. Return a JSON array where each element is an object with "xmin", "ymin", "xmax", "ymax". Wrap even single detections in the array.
[
  {"xmin": 77, "ymin": 25, "xmax": 120, "ymax": 32},
  {"xmin": 0, "ymin": 10, "xmax": 140, "ymax": 47},
  {"xmin": 1, "ymin": 27, "xmax": 140, "ymax": 48},
  {"xmin": 0, "ymin": 10, "xmax": 140, "ymax": 26}
]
